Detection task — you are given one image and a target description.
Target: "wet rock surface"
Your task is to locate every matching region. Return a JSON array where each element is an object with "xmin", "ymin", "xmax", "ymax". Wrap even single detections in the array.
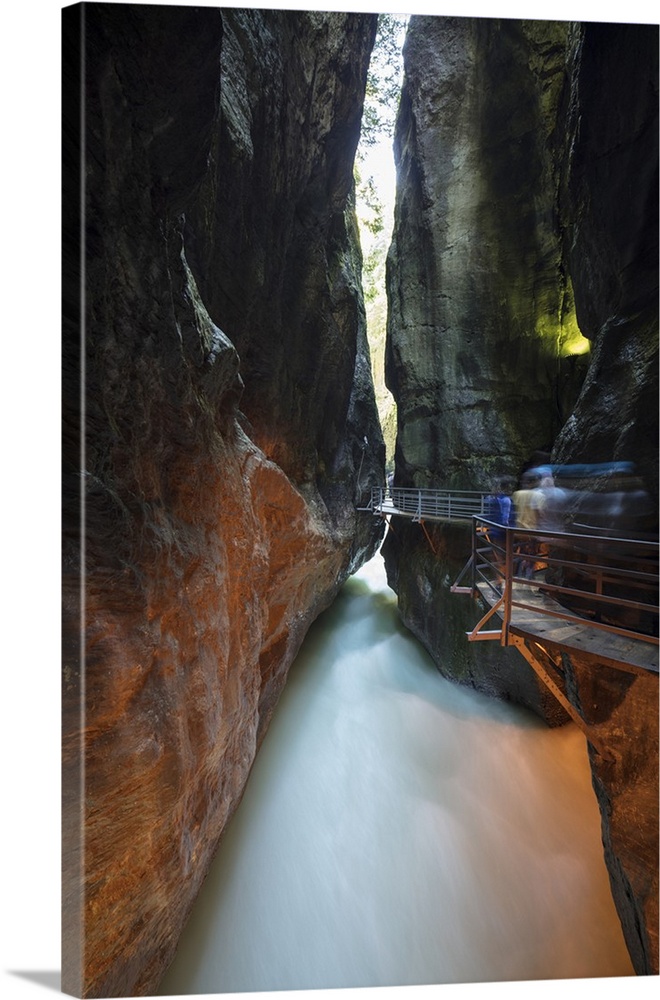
[
  {"xmin": 62, "ymin": 5, "xmax": 382, "ymax": 996},
  {"xmin": 384, "ymin": 15, "xmax": 658, "ymax": 976}
]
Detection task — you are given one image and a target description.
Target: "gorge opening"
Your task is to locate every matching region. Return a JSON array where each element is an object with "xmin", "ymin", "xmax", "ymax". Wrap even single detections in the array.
[{"xmin": 354, "ymin": 12, "xmax": 408, "ymax": 474}]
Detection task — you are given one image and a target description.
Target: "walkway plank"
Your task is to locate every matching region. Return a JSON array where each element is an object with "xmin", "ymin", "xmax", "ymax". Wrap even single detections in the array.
[{"xmin": 476, "ymin": 582, "xmax": 658, "ymax": 676}]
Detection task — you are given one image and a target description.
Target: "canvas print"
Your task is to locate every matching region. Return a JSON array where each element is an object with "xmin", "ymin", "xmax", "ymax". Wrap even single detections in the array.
[{"xmin": 61, "ymin": 1, "xmax": 659, "ymax": 997}]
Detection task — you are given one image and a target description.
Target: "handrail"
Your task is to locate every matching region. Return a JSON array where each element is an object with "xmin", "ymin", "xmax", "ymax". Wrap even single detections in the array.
[
  {"xmin": 468, "ymin": 516, "xmax": 659, "ymax": 647},
  {"xmin": 359, "ymin": 485, "xmax": 490, "ymax": 522}
]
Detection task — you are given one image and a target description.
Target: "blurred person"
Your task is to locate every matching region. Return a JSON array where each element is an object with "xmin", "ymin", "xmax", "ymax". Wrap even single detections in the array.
[
  {"xmin": 513, "ymin": 470, "xmax": 540, "ymax": 530},
  {"xmin": 532, "ymin": 467, "xmax": 567, "ymax": 533},
  {"xmin": 567, "ymin": 464, "xmax": 657, "ymax": 539},
  {"xmin": 483, "ymin": 478, "xmax": 513, "ymax": 587},
  {"xmin": 512, "ymin": 470, "xmax": 540, "ymax": 578},
  {"xmin": 484, "ymin": 478, "xmax": 512, "ymax": 540}
]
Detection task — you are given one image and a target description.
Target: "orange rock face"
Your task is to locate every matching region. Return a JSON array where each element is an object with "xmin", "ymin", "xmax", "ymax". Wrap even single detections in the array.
[{"xmin": 63, "ymin": 426, "xmax": 363, "ymax": 996}]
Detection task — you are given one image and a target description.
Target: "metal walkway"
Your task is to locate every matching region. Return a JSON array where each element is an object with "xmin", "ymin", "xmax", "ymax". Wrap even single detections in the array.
[
  {"xmin": 358, "ymin": 487, "xmax": 659, "ymax": 760},
  {"xmin": 357, "ymin": 485, "xmax": 490, "ymax": 522},
  {"xmin": 452, "ymin": 517, "xmax": 658, "ymax": 758},
  {"xmin": 451, "ymin": 518, "xmax": 658, "ymax": 665}
]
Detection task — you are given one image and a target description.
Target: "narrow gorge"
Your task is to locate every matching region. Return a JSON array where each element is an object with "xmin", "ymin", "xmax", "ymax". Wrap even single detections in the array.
[{"xmin": 62, "ymin": 6, "xmax": 658, "ymax": 997}]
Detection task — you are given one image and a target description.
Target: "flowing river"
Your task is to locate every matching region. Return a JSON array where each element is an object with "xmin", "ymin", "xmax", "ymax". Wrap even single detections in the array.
[{"xmin": 158, "ymin": 553, "xmax": 634, "ymax": 997}]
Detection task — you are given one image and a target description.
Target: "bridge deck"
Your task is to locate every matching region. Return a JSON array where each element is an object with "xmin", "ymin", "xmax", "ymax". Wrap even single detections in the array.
[
  {"xmin": 476, "ymin": 580, "xmax": 658, "ymax": 676},
  {"xmin": 358, "ymin": 486, "xmax": 488, "ymax": 522},
  {"xmin": 374, "ymin": 498, "xmax": 477, "ymax": 523}
]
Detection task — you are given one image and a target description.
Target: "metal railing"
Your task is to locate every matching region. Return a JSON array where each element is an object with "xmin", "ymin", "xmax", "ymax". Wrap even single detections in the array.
[
  {"xmin": 357, "ymin": 485, "xmax": 490, "ymax": 522},
  {"xmin": 454, "ymin": 516, "xmax": 659, "ymax": 648}
]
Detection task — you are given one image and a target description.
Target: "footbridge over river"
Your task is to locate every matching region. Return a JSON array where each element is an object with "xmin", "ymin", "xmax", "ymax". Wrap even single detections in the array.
[
  {"xmin": 358, "ymin": 485, "xmax": 659, "ymax": 761},
  {"xmin": 358, "ymin": 485, "xmax": 491, "ymax": 523}
]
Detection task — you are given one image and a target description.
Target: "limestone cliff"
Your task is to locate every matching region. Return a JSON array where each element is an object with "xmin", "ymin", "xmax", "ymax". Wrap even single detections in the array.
[
  {"xmin": 62, "ymin": 5, "xmax": 382, "ymax": 996},
  {"xmin": 383, "ymin": 14, "xmax": 658, "ymax": 975},
  {"xmin": 385, "ymin": 17, "xmax": 586, "ymax": 492}
]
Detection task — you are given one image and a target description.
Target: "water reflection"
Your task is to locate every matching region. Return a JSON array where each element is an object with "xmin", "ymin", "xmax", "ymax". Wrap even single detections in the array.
[{"xmin": 158, "ymin": 554, "xmax": 633, "ymax": 996}]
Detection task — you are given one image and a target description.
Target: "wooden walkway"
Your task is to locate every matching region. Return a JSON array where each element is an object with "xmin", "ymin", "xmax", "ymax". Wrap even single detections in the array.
[
  {"xmin": 449, "ymin": 518, "xmax": 659, "ymax": 758},
  {"xmin": 475, "ymin": 578, "xmax": 658, "ymax": 676},
  {"xmin": 358, "ymin": 488, "xmax": 659, "ymax": 755},
  {"xmin": 453, "ymin": 520, "xmax": 658, "ymax": 667},
  {"xmin": 358, "ymin": 486, "xmax": 658, "ymax": 676},
  {"xmin": 468, "ymin": 574, "xmax": 658, "ymax": 760}
]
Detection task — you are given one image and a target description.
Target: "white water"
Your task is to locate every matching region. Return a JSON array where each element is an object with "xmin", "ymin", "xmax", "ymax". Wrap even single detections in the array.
[{"xmin": 158, "ymin": 554, "xmax": 634, "ymax": 997}]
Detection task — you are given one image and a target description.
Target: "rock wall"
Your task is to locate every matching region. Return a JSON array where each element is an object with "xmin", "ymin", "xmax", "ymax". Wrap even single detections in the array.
[
  {"xmin": 553, "ymin": 21, "xmax": 659, "ymax": 975},
  {"xmin": 562, "ymin": 651, "xmax": 659, "ymax": 974},
  {"xmin": 385, "ymin": 16, "xmax": 586, "ymax": 491},
  {"xmin": 62, "ymin": 5, "xmax": 382, "ymax": 997},
  {"xmin": 384, "ymin": 14, "xmax": 588, "ymax": 716},
  {"xmin": 383, "ymin": 14, "xmax": 658, "ymax": 976},
  {"xmin": 553, "ymin": 22, "xmax": 659, "ymax": 497},
  {"xmin": 383, "ymin": 518, "xmax": 571, "ymax": 725}
]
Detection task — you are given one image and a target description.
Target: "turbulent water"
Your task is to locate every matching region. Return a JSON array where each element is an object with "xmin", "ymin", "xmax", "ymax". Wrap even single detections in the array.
[{"xmin": 158, "ymin": 553, "xmax": 633, "ymax": 996}]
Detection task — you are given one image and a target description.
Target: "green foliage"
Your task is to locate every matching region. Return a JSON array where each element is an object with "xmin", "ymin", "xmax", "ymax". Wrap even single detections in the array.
[
  {"xmin": 359, "ymin": 13, "xmax": 408, "ymax": 149},
  {"xmin": 360, "ymin": 175, "xmax": 384, "ymax": 236},
  {"xmin": 363, "ymin": 244, "xmax": 383, "ymax": 302},
  {"xmin": 354, "ymin": 13, "xmax": 407, "ymax": 469}
]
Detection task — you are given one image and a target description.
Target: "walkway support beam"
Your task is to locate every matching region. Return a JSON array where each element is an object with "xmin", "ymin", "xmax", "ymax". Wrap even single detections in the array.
[{"xmin": 510, "ymin": 635, "xmax": 615, "ymax": 762}]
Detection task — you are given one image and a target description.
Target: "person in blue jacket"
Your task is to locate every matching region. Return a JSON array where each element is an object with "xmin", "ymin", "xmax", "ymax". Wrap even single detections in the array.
[{"xmin": 484, "ymin": 478, "xmax": 513, "ymax": 541}]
